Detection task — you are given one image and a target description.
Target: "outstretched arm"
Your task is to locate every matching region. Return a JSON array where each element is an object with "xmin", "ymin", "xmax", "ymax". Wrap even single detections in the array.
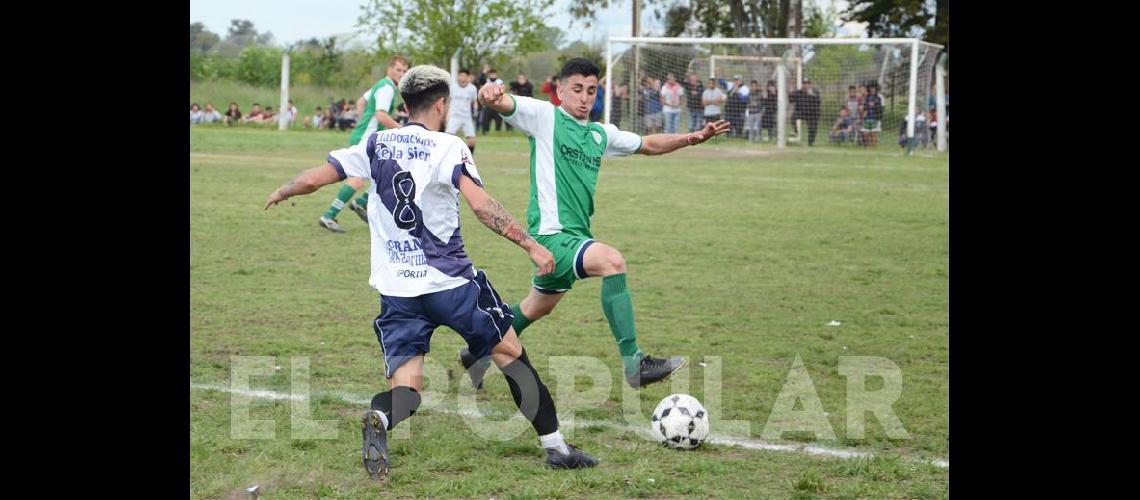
[
  {"xmin": 637, "ymin": 119, "xmax": 731, "ymax": 156},
  {"xmin": 264, "ymin": 164, "xmax": 342, "ymax": 209},
  {"xmin": 478, "ymin": 82, "xmax": 516, "ymax": 115},
  {"xmin": 457, "ymin": 174, "xmax": 554, "ymax": 276}
]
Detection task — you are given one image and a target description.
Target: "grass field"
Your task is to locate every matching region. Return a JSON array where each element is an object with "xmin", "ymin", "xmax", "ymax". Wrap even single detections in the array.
[{"xmin": 190, "ymin": 126, "xmax": 949, "ymax": 498}]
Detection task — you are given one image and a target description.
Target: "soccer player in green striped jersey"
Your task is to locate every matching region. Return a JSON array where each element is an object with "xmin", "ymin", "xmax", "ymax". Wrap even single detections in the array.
[
  {"xmin": 318, "ymin": 55, "xmax": 409, "ymax": 233},
  {"xmin": 460, "ymin": 58, "xmax": 730, "ymax": 389}
]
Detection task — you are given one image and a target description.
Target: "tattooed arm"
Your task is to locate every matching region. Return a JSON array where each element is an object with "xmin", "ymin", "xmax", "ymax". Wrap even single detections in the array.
[
  {"xmin": 264, "ymin": 163, "xmax": 342, "ymax": 209},
  {"xmin": 458, "ymin": 174, "xmax": 555, "ymax": 276}
]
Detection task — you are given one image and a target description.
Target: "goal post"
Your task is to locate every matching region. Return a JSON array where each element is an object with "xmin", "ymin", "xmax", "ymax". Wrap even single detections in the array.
[
  {"xmin": 605, "ymin": 37, "xmax": 944, "ymax": 150},
  {"xmin": 278, "ymin": 52, "xmax": 290, "ymax": 130}
]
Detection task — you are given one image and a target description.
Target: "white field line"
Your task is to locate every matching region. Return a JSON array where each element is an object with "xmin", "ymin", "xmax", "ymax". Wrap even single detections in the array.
[{"xmin": 190, "ymin": 382, "xmax": 948, "ymax": 469}]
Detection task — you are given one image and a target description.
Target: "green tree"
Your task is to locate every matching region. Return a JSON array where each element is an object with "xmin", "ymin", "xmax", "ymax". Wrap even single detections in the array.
[
  {"xmin": 357, "ymin": 0, "xmax": 555, "ymax": 71},
  {"xmin": 803, "ymin": 0, "xmax": 838, "ymax": 38},
  {"xmin": 190, "ymin": 22, "xmax": 220, "ymax": 53},
  {"xmin": 843, "ymin": 0, "xmax": 948, "ymax": 46},
  {"xmin": 226, "ymin": 19, "xmax": 275, "ymax": 47},
  {"xmin": 207, "ymin": 19, "xmax": 275, "ymax": 57},
  {"xmin": 556, "ymin": 41, "xmax": 605, "ymax": 73},
  {"xmin": 235, "ymin": 46, "xmax": 284, "ymax": 86},
  {"xmin": 928, "ymin": 0, "xmax": 948, "ymax": 48},
  {"xmin": 661, "ymin": 2, "xmax": 692, "ymax": 37},
  {"xmin": 570, "ymin": 0, "xmax": 792, "ymax": 39},
  {"xmin": 692, "ymin": 0, "xmax": 732, "ymax": 37},
  {"xmin": 290, "ymin": 37, "xmax": 343, "ymax": 86},
  {"xmin": 531, "ymin": 25, "xmax": 566, "ymax": 52}
]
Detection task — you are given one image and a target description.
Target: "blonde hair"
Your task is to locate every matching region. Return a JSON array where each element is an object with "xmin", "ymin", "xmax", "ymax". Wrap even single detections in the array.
[{"xmin": 399, "ymin": 65, "xmax": 452, "ymax": 114}]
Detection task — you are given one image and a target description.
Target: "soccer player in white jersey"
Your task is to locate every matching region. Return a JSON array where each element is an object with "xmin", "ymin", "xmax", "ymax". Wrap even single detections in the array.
[
  {"xmin": 264, "ymin": 65, "xmax": 599, "ymax": 480},
  {"xmin": 446, "ymin": 68, "xmax": 479, "ymax": 155},
  {"xmin": 460, "ymin": 58, "xmax": 730, "ymax": 390}
]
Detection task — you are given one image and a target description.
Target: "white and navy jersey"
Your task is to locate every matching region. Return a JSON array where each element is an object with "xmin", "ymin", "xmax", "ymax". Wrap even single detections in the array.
[
  {"xmin": 449, "ymin": 83, "xmax": 478, "ymax": 119},
  {"xmin": 328, "ymin": 123, "xmax": 483, "ymax": 297}
]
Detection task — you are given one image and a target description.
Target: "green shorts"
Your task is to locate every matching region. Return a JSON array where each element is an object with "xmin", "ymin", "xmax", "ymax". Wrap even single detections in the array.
[{"xmin": 531, "ymin": 233, "xmax": 596, "ymax": 294}]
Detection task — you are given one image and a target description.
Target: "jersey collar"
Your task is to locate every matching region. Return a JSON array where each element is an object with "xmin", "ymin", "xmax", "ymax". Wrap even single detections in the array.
[{"xmin": 557, "ymin": 105, "xmax": 589, "ymax": 126}]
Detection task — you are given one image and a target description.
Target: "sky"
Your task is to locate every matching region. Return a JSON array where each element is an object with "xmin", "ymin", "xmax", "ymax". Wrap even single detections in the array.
[{"xmin": 189, "ymin": 0, "xmax": 867, "ymax": 49}]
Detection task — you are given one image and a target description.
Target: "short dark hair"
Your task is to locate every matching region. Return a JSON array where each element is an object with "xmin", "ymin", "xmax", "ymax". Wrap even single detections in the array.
[
  {"xmin": 560, "ymin": 57, "xmax": 600, "ymax": 81},
  {"xmin": 252, "ymin": 102, "xmax": 260, "ymax": 106},
  {"xmin": 848, "ymin": 85, "xmax": 856, "ymax": 90},
  {"xmin": 404, "ymin": 84, "xmax": 449, "ymax": 114},
  {"xmin": 459, "ymin": 68, "xmax": 470, "ymax": 75}
]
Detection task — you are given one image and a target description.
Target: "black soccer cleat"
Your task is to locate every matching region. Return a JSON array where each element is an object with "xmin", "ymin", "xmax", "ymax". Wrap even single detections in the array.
[
  {"xmin": 361, "ymin": 410, "xmax": 390, "ymax": 481},
  {"xmin": 347, "ymin": 200, "xmax": 369, "ymax": 223},
  {"xmin": 458, "ymin": 347, "xmax": 492, "ymax": 390},
  {"xmin": 626, "ymin": 355, "xmax": 686, "ymax": 389},
  {"xmin": 545, "ymin": 444, "xmax": 600, "ymax": 469}
]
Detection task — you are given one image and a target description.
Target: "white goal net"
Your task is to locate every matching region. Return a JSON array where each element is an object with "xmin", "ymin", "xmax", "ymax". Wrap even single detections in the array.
[{"xmin": 604, "ymin": 37, "xmax": 946, "ymax": 152}]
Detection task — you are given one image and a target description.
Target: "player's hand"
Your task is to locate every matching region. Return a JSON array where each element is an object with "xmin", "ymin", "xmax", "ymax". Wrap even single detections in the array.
[
  {"xmin": 264, "ymin": 188, "xmax": 287, "ymax": 210},
  {"xmin": 528, "ymin": 244, "xmax": 555, "ymax": 276},
  {"xmin": 688, "ymin": 120, "xmax": 731, "ymax": 145},
  {"xmin": 479, "ymin": 83, "xmax": 505, "ymax": 106}
]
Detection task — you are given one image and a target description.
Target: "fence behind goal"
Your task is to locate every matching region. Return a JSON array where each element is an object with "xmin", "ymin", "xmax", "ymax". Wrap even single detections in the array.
[{"xmin": 604, "ymin": 37, "xmax": 946, "ymax": 152}]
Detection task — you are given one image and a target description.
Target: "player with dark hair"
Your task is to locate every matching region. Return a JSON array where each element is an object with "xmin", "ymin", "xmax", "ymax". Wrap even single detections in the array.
[{"xmin": 463, "ymin": 58, "xmax": 730, "ymax": 389}]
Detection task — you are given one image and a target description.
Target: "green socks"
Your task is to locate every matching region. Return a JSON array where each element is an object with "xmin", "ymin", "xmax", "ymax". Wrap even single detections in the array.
[
  {"xmin": 353, "ymin": 191, "xmax": 369, "ymax": 208},
  {"xmin": 511, "ymin": 303, "xmax": 533, "ymax": 336},
  {"xmin": 601, "ymin": 274, "xmax": 644, "ymax": 375},
  {"xmin": 323, "ymin": 184, "xmax": 357, "ymax": 220},
  {"xmin": 509, "ymin": 274, "xmax": 644, "ymax": 375}
]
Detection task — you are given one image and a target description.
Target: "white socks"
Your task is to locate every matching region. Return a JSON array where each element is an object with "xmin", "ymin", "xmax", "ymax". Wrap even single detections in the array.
[{"xmin": 539, "ymin": 430, "xmax": 570, "ymax": 454}]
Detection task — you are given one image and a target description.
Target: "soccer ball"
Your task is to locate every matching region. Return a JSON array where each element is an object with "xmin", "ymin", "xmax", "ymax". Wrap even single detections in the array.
[{"xmin": 651, "ymin": 394, "xmax": 710, "ymax": 450}]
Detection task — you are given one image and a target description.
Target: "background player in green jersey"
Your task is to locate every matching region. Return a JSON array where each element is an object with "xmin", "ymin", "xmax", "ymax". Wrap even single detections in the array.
[
  {"xmin": 463, "ymin": 58, "xmax": 730, "ymax": 389},
  {"xmin": 318, "ymin": 55, "xmax": 409, "ymax": 233}
]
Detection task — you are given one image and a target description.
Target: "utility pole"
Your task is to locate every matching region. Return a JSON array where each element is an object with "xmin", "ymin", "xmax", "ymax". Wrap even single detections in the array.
[{"xmin": 633, "ymin": 0, "xmax": 640, "ymax": 37}]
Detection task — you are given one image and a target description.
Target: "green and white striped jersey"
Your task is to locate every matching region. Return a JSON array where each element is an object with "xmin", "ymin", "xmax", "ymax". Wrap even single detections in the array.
[
  {"xmin": 502, "ymin": 96, "xmax": 642, "ymax": 238},
  {"xmin": 350, "ymin": 77, "xmax": 399, "ymax": 146}
]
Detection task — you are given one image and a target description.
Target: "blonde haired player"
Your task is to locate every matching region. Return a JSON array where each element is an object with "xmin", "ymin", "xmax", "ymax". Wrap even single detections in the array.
[{"xmin": 265, "ymin": 65, "xmax": 599, "ymax": 480}]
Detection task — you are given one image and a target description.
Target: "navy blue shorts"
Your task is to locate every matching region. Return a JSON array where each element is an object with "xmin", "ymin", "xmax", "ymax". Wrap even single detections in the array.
[{"xmin": 372, "ymin": 269, "xmax": 513, "ymax": 378}]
